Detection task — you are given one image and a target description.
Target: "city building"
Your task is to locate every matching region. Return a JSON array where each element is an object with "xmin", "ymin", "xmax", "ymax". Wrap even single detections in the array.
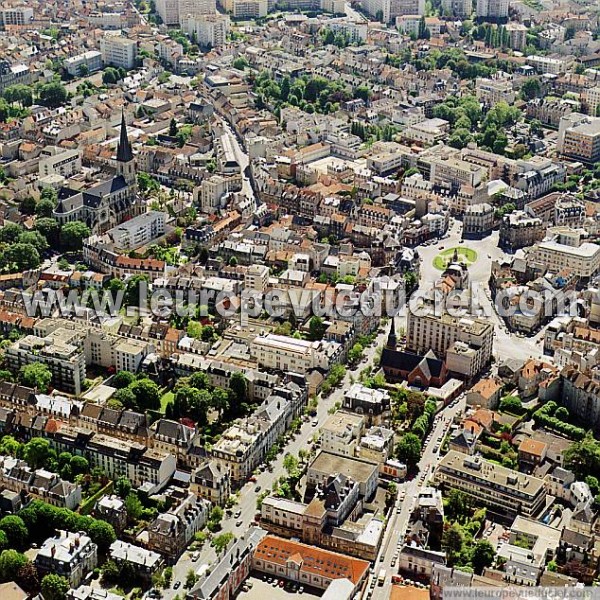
[
  {"xmin": 252, "ymin": 535, "xmax": 370, "ymax": 593},
  {"xmin": 476, "ymin": 0, "xmax": 508, "ymax": 18},
  {"xmin": 35, "ymin": 531, "xmax": 98, "ymax": 587},
  {"xmin": 100, "ymin": 35, "xmax": 138, "ymax": 70},
  {"xmin": 108, "ymin": 541, "xmax": 163, "ymax": 583},
  {"xmin": 434, "ymin": 451, "xmax": 546, "ymax": 519},
  {"xmin": 147, "ymin": 488, "xmax": 210, "ymax": 559},
  {"xmin": 251, "ymin": 334, "xmax": 341, "ymax": 374},
  {"xmin": 64, "ymin": 51, "xmax": 103, "ymax": 77},
  {"xmin": 557, "ymin": 113, "xmax": 600, "ymax": 164}
]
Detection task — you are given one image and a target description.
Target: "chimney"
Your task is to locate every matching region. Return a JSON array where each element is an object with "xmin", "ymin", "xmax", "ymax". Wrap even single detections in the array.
[{"xmin": 51, "ymin": 546, "xmax": 56, "ymax": 557}]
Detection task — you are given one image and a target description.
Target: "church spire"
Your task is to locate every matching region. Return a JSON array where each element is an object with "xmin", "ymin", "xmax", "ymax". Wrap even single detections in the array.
[
  {"xmin": 386, "ymin": 317, "xmax": 398, "ymax": 350},
  {"xmin": 116, "ymin": 109, "xmax": 133, "ymax": 163}
]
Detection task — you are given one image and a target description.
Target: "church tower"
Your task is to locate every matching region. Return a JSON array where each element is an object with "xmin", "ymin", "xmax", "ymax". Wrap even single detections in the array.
[
  {"xmin": 116, "ymin": 110, "xmax": 135, "ymax": 185},
  {"xmin": 386, "ymin": 317, "xmax": 398, "ymax": 350}
]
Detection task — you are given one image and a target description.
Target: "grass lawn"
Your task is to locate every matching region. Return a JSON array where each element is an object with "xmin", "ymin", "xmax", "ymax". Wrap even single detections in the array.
[
  {"xmin": 433, "ymin": 247, "xmax": 478, "ymax": 270},
  {"xmin": 160, "ymin": 390, "xmax": 174, "ymax": 413}
]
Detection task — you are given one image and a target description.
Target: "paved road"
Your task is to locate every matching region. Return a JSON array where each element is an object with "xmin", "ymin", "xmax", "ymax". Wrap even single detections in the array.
[
  {"xmin": 163, "ymin": 328, "xmax": 389, "ymax": 596},
  {"xmin": 370, "ymin": 394, "xmax": 467, "ymax": 600}
]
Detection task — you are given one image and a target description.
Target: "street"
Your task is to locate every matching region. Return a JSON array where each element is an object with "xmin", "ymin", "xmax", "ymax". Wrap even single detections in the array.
[{"xmin": 369, "ymin": 395, "xmax": 467, "ymax": 600}]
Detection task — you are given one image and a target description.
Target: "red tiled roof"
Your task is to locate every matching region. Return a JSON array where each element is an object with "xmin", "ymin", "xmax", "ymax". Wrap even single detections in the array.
[{"xmin": 254, "ymin": 536, "xmax": 369, "ymax": 585}]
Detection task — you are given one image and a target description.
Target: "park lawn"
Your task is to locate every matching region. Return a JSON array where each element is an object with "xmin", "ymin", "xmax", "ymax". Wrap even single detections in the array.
[
  {"xmin": 160, "ymin": 390, "xmax": 174, "ymax": 413},
  {"xmin": 433, "ymin": 247, "xmax": 478, "ymax": 270}
]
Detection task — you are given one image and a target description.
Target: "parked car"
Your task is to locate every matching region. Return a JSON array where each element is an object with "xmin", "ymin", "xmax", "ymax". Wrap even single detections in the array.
[{"xmin": 236, "ymin": 519, "xmax": 243, "ymax": 527}]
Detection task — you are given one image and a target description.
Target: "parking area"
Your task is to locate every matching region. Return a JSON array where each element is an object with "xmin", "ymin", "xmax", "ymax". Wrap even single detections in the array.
[{"xmin": 236, "ymin": 575, "xmax": 322, "ymax": 600}]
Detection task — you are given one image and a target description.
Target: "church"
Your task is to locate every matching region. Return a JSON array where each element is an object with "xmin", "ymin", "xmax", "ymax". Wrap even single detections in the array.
[
  {"xmin": 53, "ymin": 111, "xmax": 142, "ymax": 233},
  {"xmin": 380, "ymin": 318, "xmax": 448, "ymax": 388}
]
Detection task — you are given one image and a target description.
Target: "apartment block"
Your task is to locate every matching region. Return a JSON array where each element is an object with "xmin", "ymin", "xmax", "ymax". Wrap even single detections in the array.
[
  {"xmin": 434, "ymin": 451, "xmax": 546, "ymax": 519},
  {"xmin": 406, "ymin": 310, "xmax": 494, "ymax": 370},
  {"xmin": 0, "ymin": 6, "xmax": 33, "ymax": 26},
  {"xmin": 245, "ymin": 264, "xmax": 270, "ymax": 293},
  {"xmin": 251, "ymin": 334, "xmax": 342, "ymax": 374},
  {"xmin": 558, "ymin": 113, "xmax": 600, "ymax": 164},
  {"xmin": 100, "ymin": 35, "xmax": 137, "ymax": 70},
  {"xmin": 475, "ymin": 75, "xmax": 516, "ymax": 105},
  {"xmin": 252, "ymin": 536, "xmax": 369, "ymax": 593},
  {"xmin": 39, "ymin": 147, "xmax": 82, "ymax": 178},
  {"xmin": 190, "ymin": 460, "xmax": 231, "ymax": 506},
  {"xmin": 35, "ymin": 531, "xmax": 98, "ymax": 587},
  {"xmin": 109, "ymin": 541, "xmax": 163, "ymax": 583},
  {"xmin": 6, "ymin": 331, "xmax": 86, "ymax": 395},
  {"xmin": 476, "ymin": 0, "xmax": 508, "ymax": 18},
  {"xmin": 320, "ymin": 411, "xmax": 365, "ymax": 457},
  {"xmin": 147, "ymin": 488, "xmax": 210, "ymax": 559},
  {"xmin": 218, "ymin": 0, "xmax": 267, "ymax": 19},
  {"xmin": 49, "ymin": 427, "xmax": 176, "ymax": 493},
  {"xmin": 530, "ymin": 239, "xmax": 600, "ymax": 280},
  {"xmin": 441, "ymin": 0, "xmax": 471, "ymax": 16},
  {"xmin": 499, "ymin": 211, "xmax": 545, "ymax": 251},
  {"xmin": 64, "ymin": 51, "xmax": 103, "ymax": 77},
  {"xmin": 106, "ymin": 211, "xmax": 166, "ymax": 251},
  {"xmin": 181, "ymin": 14, "xmax": 230, "ymax": 48}
]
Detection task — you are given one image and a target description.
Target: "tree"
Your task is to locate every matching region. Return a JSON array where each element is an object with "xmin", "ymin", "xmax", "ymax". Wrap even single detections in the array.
[
  {"xmin": 564, "ymin": 433, "xmax": 600, "ymax": 479},
  {"xmin": 124, "ymin": 274, "xmax": 150, "ymax": 307},
  {"xmin": 77, "ymin": 63, "xmax": 89, "ymax": 78},
  {"xmin": 446, "ymin": 489, "xmax": 471, "ymax": 521},
  {"xmin": 555, "ymin": 406, "xmax": 569, "ymax": 420},
  {"xmin": 38, "ymin": 82, "xmax": 68, "ymax": 108},
  {"xmin": 70, "ymin": 455, "xmax": 89, "ymax": 476},
  {"xmin": 0, "ymin": 549, "xmax": 28, "ymax": 582},
  {"xmin": 35, "ymin": 198, "xmax": 56, "ymax": 218},
  {"xmin": 471, "ymin": 540, "xmax": 495, "ymax": 574},
  {"xmin": 499, "ymin": 395, "xmax": 523, "ymax": 414},
  {"xmin": 442, "ymin": 523, "xmax": 464, "ymax": 561},
  {"xmin": 35, "ymin": 218, "xmax": 60, "ymax": 247},
  {"xmin": 16, "ymin": 561, "xmax": 39, "ymax": 593},
  {"xmin": 184, "ymin": 569, "xmax": 198, "ymax": 589},
  {"xmin": 0, "ymin": 516, "xmax": 28, "ymax": 550},
  {"xmin": 396, "ymin": 433, "xmax": 422, "ymax": 466},
  {"xmin": 125, "ymin": 493, "xmax": 144, "ymax": 522},
  {"xmin": 18, "ymin": 231, "xmax": 49, "ymax": 254},
  {"xmin": 283, "ymin": 453, "xmax": 299, "ymax": 477},
  {"xmin": 229, "ymin": 371, "xmax": 248, "ymax": 404},
  {"xmin": 23, "ymin": 438, "xmax": 51, "ymax": 469},
  {"xmin": 101, "ymin": 560, "xmax": 120, "ymax": 584},
  {"xmin": 60, "ymin": 221, "xmax": 90, "ymax": 251},
  {"xmin": 114, "ymin": 477, "xmax": 132, "ymax": 498},
  {"xmin": 1, "ymin": 243, "xmax": 40, "ymax": 271},
  {"xmin": 19, "ymin": 363, "xmax": 52, "ymax": 392},
  {"xmin": 169, "ymin": 118, "xmax": 178, "ymax": 137},
  {"xmin": 112, "ymin": 370, "xmax": 135, "ymax": 389},
  {"xmin": 0, "ymin": 223, "xmax": 22, "ymax": 244},
  {"xmin": 211, "ymin": 532, "xmax": 234, "ymax": 554},
  {"xmin": 19, "ymin": 196, "xmax": 37, "ymax": 215},
  {"xmin": 137, "ymin": 172, "xmax": 160, "ymax": 194},
  {"xmin": 41, "ymin": 574, "xmax": 70, "ymax": 600},
  {"xmin": 85, "ymin": 520, "xmax": 116, "ymax": 551},
  {"xmin": 308, "ymin": 316, "xmax": 326, "ymax": 341},
  {"xmin": 3, "ymin": 84, "xmax": 33, "ymax": 107},
  {"xmin": 129, "ymin": 378, "xmax": 161, "ymax": 411}
]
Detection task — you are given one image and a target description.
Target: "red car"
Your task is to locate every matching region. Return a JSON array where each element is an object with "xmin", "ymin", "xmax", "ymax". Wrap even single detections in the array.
[
  {"xmin": 278, "ymin": 581, "xmax": 285, "ymax": 587},
  {"xmin": 249, "ymin": 476, "xmax": 257, "ymax": 482}
]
